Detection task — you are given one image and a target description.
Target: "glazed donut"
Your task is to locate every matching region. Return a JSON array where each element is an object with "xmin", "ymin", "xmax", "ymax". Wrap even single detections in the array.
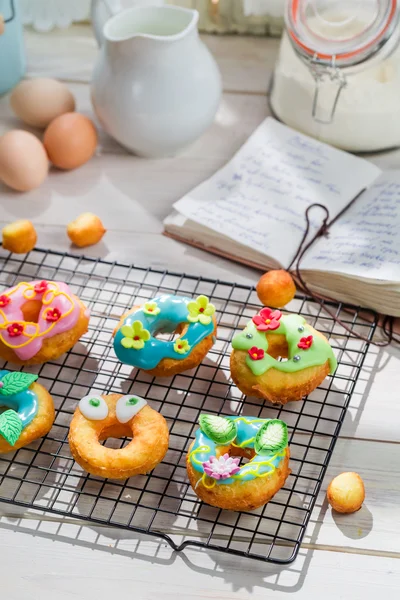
[
  {"xmin": 0, "ymin": 370, "xmax": 54, "ymax": 452},
  {"xmin": 187, "ymin": 414, "xmax": 290, "ymax": 511},
  {"xmin": 230, "ymin": 308, "xmax": 337, "ymax": 404},
  {"xmin": 113, "ymin": 294, "xmax": 217, "ymax": 377},
  {"xmin": 69, "ymin": 393, "xmax": 169, "ymax": 479},
  {"xmin": 0, "ymin": 280, "xmax": 90, "ymax": 365}
]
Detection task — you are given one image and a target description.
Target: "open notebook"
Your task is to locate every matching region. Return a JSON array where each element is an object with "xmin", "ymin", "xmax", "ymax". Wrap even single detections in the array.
[{"xmin": 164, "ymin": 118, "xmax": 400, "ymax": 316}]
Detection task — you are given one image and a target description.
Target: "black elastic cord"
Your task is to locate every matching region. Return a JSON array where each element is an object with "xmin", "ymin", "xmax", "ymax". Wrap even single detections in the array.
[
  {"xmin": 289, "ymin": 203, "xmax": 398, "ymax": 347},
  {"xmin": 4, "ymin": 0, "xmax": 15, "ymax": 23}
]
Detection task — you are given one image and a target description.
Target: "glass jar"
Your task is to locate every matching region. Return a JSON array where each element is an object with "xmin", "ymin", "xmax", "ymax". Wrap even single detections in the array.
[{"xmin": 270, "ymin": 0, "xmax": 400, "ymax": 152}]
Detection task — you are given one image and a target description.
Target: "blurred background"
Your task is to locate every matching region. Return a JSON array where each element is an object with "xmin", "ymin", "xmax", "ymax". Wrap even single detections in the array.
[{"xmin": 19, "ymin": 0, "xmax": 285, "ymax": 35}]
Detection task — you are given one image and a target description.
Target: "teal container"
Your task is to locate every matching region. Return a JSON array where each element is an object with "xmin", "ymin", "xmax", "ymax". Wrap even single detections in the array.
[{"xmin": 0, "ymin": 0, "xmax": 25, "ymax": 95}]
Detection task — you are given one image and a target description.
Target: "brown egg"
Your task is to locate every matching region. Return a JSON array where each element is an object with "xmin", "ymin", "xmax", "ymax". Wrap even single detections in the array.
[
  {"xmin": 256, "ymin": 270, "xmax": 296, "ymax": 308},
  {"xmin": 327, "ymin": 472, "xmax": 365, "ymax": 514},
  {"xmin": 0, "ymin": 130, "xmax": 49, "ymax": 191},
  {"xmin": 44, "ymin": 113, "xmax": 98, "ymax": 170},
  {"xmin": 2, "ymin": 220, "xmax": 37, "ymax": 254},
  {"xmin": 10, "ymin": 78, "xmax": 76, "ymax": 128}
]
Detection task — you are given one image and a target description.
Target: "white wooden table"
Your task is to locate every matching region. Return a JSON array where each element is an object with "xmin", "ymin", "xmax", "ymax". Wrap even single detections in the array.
[{"xmin": 0, "ymin": 26, "xmax": 399, "ymax": 599}]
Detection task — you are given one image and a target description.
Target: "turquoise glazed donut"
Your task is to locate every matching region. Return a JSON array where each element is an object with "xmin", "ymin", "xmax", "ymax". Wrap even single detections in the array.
[
  {"xmin": 0, "ymin": 370, "xmax": 55, "ymax": 453},
  {"xmin": 187, "ymin": 414, "xmax": 291, "ymax": 511},
  {"xmin": 113, "ymin": 294, "xmax": 217, "ymax": 377}
]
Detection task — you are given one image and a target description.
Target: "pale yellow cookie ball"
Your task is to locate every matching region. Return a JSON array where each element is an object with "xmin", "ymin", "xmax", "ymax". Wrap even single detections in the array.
[
  {"xmin": 2, "ymin": 220, "xmax": 37, "ymax": 254},
  {"xmin": 327, "ymin": 472, "xmax": 365, "ymax": 514},
  {"xmin": 67, "ymin": 213, "xmax": 106, "ymax": 248}
]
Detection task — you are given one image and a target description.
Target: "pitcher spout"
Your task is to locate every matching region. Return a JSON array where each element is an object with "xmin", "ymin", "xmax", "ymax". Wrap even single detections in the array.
[{"xmin": 103, "ymin": 5, "xmax": 199, "ymax": 44}]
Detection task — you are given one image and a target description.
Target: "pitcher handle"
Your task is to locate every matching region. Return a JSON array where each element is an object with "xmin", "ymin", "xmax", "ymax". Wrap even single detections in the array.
[
  {"xmin": 91, "ymin": 0, "xmax": 120, "ymax": 46},
  {"xmin": 99, "ymin": 0, "xmax": 119, "ymax": 16},
  {"xmin": 308, "ymin": 54, "xmax": 347, "ymax": 125}
]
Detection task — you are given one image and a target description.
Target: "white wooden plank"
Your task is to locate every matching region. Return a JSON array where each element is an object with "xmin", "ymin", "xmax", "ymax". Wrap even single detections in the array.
[
  {"xmin": 0, "ymin": 84, "xmax": 271, "ymax": 229},
  {"xmin": 25, "ymin": 24, "xmax": 98, "ymax": 83},
  {"xmin": 306, "ymin": 438, "xmax": 400, "ymax": 554},
  {"xmin": 24, "ymin": 24, "xmax": 278, "ymax": 94},
  {"xmin": 342, "ymin": 342, "xmax": 400, "ymax": 442},
  {"xmin": 0, "ymin": 519, "xmax": 398, "ymax": 600},
  {"xmin": 0, "ymin": 225, "xmax": 259, "ymax": 284},
  {"xmin": 202, "ymin": 33, "xmax": 277, "ymax": 94}
]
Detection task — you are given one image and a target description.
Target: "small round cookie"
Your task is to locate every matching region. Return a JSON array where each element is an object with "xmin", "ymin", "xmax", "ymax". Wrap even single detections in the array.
[
  {"xmin": 2, "ymin": 220, "xmax": 37, "ymax": 254},
  {"xmin": 187, "ymin": 414, "xmax": 290, "ymax": 511},
  {"xmin": 69, "ymin": 393, "xmax": 169, "ymax": 479},
  {"xmin": 256, "ymin": 270, "xmax": 296, "ymax": 308},
  {"xmin": 67, "ymin": 213, "xmax": 106, "ymax": 248},
  {"xmin": 327, "ymin": 472, "xmax": 365, "ymax": 514},
  {"xmin": 0, "ymin": 280, "xmax": 90, "ymax": 365},
  {"xmin": 0, "ymin": 370, "xmax": 55, "ymax": 453},
  {"xmin": 230, "ymin": 308, "xmax": 337, "ymax": 404},
  {"xmin": 113, "ymin": 294, "xmax": 217, "ymax": 377}
]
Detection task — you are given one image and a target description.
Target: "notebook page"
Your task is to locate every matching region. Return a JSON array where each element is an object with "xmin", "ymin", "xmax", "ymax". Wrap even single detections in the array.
[
  {"xmin": 172, "ymin": 118, "xmax": 381, "ymax": 268},
  {"xmin": 301, "ymin": 171, "xmax": 400, "ymax": 282}
]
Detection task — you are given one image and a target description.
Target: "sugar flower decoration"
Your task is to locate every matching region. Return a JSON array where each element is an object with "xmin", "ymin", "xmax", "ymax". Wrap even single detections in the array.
[
  {"xmin": 45, "ymin": 307, "xmax": 62, "ymax": 322},
  {"xmin": 121, "ymin": 320, "xmax": 151, "ymax": 350},
  {"xmin": 174, "ymin": 338, "xmax": 191, "ymax": 354},
  {"xmin": 34, "ymin": 281, "xmax": 48, "ymax": 294},
  {"xmin": 252, "ymin": 307, "xmax": 282, "ymax": 331},
  {"xmin": 298, "ymin": 335, "xmax": 313, "ymax": 350},
  {"xmin": 0, "ymin": 295, "xmax": 11, "ymax": 308},
  {"xmin": 187, "ymin": 295, "xmax": 215, "ymax": 325},
  {"xmin": 248, "ymin": 346, "xmax": 265, "ymax": 361},
  {"xmin": 143, "ymin": 301, "xmax": 160, "ymax": 316},
  {"xmin": 7, "ymin": 323, "xmax": 24, "ymax": 337},
  {"xmin": 203, "ymin": 453, "xmax": 241, "ymax": 480}
]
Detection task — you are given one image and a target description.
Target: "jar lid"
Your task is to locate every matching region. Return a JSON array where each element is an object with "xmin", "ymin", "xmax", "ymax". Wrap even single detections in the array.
[{"xmin": 286, "ymin": 0, "xmax": 399, "ymax": 66}]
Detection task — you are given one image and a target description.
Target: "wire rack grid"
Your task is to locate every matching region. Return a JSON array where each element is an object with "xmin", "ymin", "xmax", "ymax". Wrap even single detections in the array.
[{"xmin": 0, "ymin": 247, "xmax": 377, "ymax": 564}]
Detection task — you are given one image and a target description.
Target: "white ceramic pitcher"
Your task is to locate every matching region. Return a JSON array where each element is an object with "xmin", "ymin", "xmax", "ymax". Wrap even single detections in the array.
[{"xmin": 91, "ymin": 3, "xmax": 222, "ymax": 157}]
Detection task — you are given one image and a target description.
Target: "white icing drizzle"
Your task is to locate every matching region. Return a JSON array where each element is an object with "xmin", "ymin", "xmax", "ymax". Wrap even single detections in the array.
[
  {"xmin": 79, "ymin": 395, "xmax": 109, "ymax": 420},
  {"xmin": 116, "ymin": 395, "xmax": 147, "ymax": 424}
]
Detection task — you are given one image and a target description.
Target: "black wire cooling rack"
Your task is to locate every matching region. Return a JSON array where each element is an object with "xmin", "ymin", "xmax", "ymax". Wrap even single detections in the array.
[{"xmin": 0, "ymin": 247, "xmax": 377, "ymax": 564}]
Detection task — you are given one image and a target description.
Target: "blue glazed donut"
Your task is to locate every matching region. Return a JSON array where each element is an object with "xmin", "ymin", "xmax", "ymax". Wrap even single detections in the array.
[
  {"xmin": 187, "ymin": 414, "xmax": 290, "ymax": 511},
  {"xmin": 113, "ymin": 294, "xmax": 217, "ymax": 376},
  {"xmin": 0, "ymin": 370, "xmax": 55, "ymax": 453},
  {"xmin": 0, "ymin": 369, "xmax": 38, "ymax": 429}
]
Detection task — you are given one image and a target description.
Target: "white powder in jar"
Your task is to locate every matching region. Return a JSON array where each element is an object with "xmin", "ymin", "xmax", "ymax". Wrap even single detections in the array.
[{"xmin": 270, "ymin": 22, "xmax": 400, "ymax": 152}]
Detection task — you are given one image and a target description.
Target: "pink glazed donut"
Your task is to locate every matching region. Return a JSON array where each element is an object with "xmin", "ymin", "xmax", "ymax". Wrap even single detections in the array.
[{"xmin": 0, "ymin": 280, "xmax": 90, "ymax": 365}]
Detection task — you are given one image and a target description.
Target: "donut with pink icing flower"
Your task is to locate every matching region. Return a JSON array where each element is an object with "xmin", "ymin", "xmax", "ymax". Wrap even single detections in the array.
[{"xmin": 0, "ymin": 280, "xmax": 90, "ymax": 365}]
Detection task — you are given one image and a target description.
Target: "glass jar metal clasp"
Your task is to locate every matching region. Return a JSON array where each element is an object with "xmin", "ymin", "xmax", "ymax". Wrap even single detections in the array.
[{"xmin": 308, "ymin": 53, "xmax": 347, "ymax": 124}]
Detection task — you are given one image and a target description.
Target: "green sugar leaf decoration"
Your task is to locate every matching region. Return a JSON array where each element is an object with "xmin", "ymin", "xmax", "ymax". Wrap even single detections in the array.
[
  {"xmin": 0, "ymin": 410, "xmax": 23, "ymax": 446},
  {"xmin": 199, "ymin": 414, "xmax": 237, "ymax": 445},
  {"xmin": 255, "ymin": 419, "xmax": 288, "ymax": 455},
  {"xmin": 0, "ymin": 372, "xmax": 38, "ymax": 396}
]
